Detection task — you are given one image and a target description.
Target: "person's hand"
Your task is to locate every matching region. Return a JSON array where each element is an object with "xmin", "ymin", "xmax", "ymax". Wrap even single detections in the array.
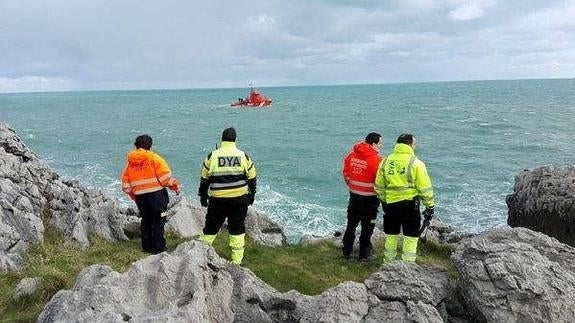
[
  {"xmin": 247, "ymin": 194, "xmax": 255, "ymax": 206},
  {"xmin": 422, "ymin": 218, "xmax": 431, "ymax": 228},
  {"xmin": 129, "ymin": 192, "xmax": 136, "ymax": 201},
  {"xmin": 170, "ymin": 184, "xmax": 180, "ymax": 195},
  {"xmin": 200, "ymin": 196, "xmax": 209, "ymax": 207},
  {"xmin": 422, "ymin": 207, "xmax": 434, "ymax": 221}
]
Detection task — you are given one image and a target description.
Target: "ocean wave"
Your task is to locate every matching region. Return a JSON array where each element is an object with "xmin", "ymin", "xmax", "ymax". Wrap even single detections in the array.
[{"xmin": 256, "ymin": 184, "xmax": 342, "ymax": 242}]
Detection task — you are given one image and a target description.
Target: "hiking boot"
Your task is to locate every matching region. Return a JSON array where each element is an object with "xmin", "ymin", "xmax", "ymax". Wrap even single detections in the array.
[{"xmin": 342, "ymin": 246, "xmax": 352, "ymax": 260}]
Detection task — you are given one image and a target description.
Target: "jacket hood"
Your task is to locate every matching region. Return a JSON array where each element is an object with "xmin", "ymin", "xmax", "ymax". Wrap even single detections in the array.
[
  {"xmin": 393, "ymin": 143, "xmax": 414, "ymax": 155},
  {"xmin": 127, "ymin": 148, "xmax": 153, "ymax": 163},
  {"xmin": 352, "ymin": 141, "xmax": 379, "ymax": 158}
]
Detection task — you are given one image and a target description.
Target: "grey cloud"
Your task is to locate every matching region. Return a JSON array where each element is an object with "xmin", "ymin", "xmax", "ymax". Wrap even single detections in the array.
[{"xmin": 0, "ymin": 0, "xmax": 573, "ymax": 92}]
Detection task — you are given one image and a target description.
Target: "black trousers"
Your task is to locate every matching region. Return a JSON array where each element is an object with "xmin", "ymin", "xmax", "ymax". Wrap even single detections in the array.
[
  {"xmin": 342, "ymin": 193, "xmax": 379, "ymax": 258},
  {"xmin": 383, "ymin": 199, "xmax": 421, "ymax": 237},
  {"xmin": 135, "ymin": 189, "xmax": 169, "ymax": 253},
  {"xmin": 203, "ymin": 195, "xmax": 248, "ymax": 235}
]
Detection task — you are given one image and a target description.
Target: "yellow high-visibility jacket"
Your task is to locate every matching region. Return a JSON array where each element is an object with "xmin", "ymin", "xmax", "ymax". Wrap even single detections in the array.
[
  {"xmin": 200, "ymin": 141, "xmax": 256, "ymax": 198},
  {"xmin": 374, "ymin": 143, "xmax": 434, "ymax": 208}
]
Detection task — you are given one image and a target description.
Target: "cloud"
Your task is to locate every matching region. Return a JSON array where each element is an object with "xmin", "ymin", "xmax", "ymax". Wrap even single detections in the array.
[
  {"xmin": 0, "ymin": 76, "xmax": 75, "ymax": 93},
  {"xmin": 449, "ymin": 3, "xmax": 485, "ymax": 21},
  {"xmin": 447, "ymin": 0, "xmax": 500, "ymax": 21},
  {"xmin": 0, "ymin": 0, "xmax": 573, "ymax": 92}
]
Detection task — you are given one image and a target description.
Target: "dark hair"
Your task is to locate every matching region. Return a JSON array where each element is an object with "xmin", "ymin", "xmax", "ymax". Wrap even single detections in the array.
[
  {"xmin": 134, "ymin": 134, "xmax": 153, "ymax": 150},
  {"xmin": 222, "ymin": 127, "xmax": 236, "ymax": 142},
  {"xmin": 365, "ymin": 132, "xmax": 381, "ymax": 145},
  {"xmin": 396, "ymin": 133, "xmax": 414, "ymax": 145}
]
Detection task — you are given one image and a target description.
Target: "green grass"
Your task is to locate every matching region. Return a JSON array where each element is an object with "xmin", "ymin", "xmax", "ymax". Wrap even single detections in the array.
[{"xmin": 0, "ymin": 229, "xmax": 455, "ymax": 322}]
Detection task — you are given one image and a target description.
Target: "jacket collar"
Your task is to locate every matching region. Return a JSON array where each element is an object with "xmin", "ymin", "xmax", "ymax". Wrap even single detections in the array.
[{"xmin": 220, "ymin": 141, "xmax": 236, "ymax": 148}]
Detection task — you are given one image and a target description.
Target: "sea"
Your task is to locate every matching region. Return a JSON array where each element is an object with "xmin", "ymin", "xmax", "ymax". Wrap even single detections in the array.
[{"xmin": 1, "ymin": 79, "xmax": 574, "ymax": 242}]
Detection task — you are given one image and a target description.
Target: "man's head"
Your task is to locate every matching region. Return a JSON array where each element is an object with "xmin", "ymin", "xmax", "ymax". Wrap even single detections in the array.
[
  {"xmin": 134, "ymin": 134, "xmax": 153, "ymax": 150},
  {"xmin": 365, "ymin": 132, "xmax": 382, "ymax": 146},
  {"xmin": 222, "ymin": 127, "xmax": 237, "ymax": 142},
  {"xmin": 396, "ymin": 133, "xmax": 416, "ymax": 147}
]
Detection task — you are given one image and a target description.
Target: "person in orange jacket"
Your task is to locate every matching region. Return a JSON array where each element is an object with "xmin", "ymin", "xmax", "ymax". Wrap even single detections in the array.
[
  {"xmin": 121, "ymin": 134, "xmax": 180, "ymax": 253},
  {"xmin": 341, "ymin": 132, "xmax": 384, "ymax": 261}
]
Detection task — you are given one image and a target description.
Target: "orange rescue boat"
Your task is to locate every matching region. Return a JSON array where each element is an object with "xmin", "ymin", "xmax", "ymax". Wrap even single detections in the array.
[{"xmin": 231, "ymin": 85, "xmax": 272, "ymax": 107}]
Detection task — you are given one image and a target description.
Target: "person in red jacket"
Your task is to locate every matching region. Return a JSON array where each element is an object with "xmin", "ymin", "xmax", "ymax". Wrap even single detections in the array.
[{"xmin": 341, "ymin": 132, "xmax": 384, "ymax": 261}]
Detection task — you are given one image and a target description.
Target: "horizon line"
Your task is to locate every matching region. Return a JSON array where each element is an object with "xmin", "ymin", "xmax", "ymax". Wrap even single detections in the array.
[{"xmin": 0, "ymin": 76, "xmax": 572, "ymax": 95}]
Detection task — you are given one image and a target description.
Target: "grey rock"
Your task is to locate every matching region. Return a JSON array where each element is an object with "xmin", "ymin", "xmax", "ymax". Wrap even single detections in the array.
[
  {"xmin": 452, "ymin": 227, "xmax": 575, "ymax": 322},
  {"xmin": 1, "ymin": 122, "xmax": 128, "ymax": 271},
  {"xmin": 245, "ymin": 207, "xmax": 287, "ymax": 247},
  {"xmin": 160, "ymin": 195, "xmax": 287, "ymax": 246},
  {"xmin": 12, "ymin": 277, "xmax": 42, "ymax": 301},
  {"xmin": 39, "ymin": 240, "xmax": 461, "ymax": 323},
  {"xmin": 38, "ymin": 242, "xmax": 246, "ymax": 322},
  {"xmin": 424, "ymin": 219, "xmax": 474, "ymax": 245},
  {"xmin": 0, "ymin": 249, "xmax": 24, "ymax": 272},
  {"xmin": 364, "ymin": 300, "xmax": 444, "ymax": 323},
  {"xmin": 507, "ymin": 165, "xmax": 575, "ymax": 246},
  {"xmin": 164, "ymin": 195, "xmax": 205, "ymax": 238},
  {"xmin": 300, "ymin": 282, "xmax": 370, "ymax": 322},
  {"xmin": 365, "ymin": 262, "xmax": 451, "ymax": 307}
]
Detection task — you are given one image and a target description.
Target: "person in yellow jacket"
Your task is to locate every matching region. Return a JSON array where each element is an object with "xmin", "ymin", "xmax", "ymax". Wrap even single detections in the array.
[
  {"xmin": 198, "ymin": 127, "xmax": 257, "ymax": 265},
  {"xmin": 374, "ymin": 133, "xmax": 435, "ymax": 263},
  {"xmin": 121, "ymin": 134, "xmax": 180, "ymax": 253}
]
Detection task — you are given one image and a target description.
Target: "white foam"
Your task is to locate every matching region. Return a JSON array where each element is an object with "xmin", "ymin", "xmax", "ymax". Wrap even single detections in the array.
[{"xmin": 256, "ymin": 184, "xmax": 341, "ymax": 241}]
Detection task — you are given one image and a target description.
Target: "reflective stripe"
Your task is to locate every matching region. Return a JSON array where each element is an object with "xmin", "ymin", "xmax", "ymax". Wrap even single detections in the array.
[
  {"xmin": 211, "ymin": 170, "xmax": 246, "ymax": 176},
  {"xmin": 348, "ymin": 180, "xmax": 375, "ymax": 188},
  {"xmin": 199, "ymin": 234, "xmax": 217, "ymax": 245},
  {"xmin": 419, "ymin": 186, "xmax": 433, "ymax": 194},
  {"xmin": 134, "ymin": 187, "xmax": 164, "ymax": 195},
  {"xmin": 384, "ymin": 249, "xmax": 397, "ymax": 261},
  {"xmin": 129, "ymin": 178, "xmax": 159, "ymax": 186},
  {"xmin": 374, "ymin": 183, "xmax": 386, "ymax": 190},
  {"xmin": 406, "ymin": 156, "xmax": 416, "ymax": 185},
  {"xmin": 158, "ymin": 172, "xmax": 172, "ymax": 182},
  {"xmin": 210, "ymin": 180, "xmax": 247, "ymax": 188},
  {"xmin": 229, "ymin": 234, "xmax": 245, "ymax": 265},
  {"xmin": 350, "ymin": 189, "xmax": 377, "ymax": 196},
  {"xmin": 402, "ymin": 252, "xmax": 417, "ymax": 262},
  {"xmin": 402, "ymin": 236, "xmax": 419, "ymax": 262},
  {"xmin": 122, "ymin": 183, "xmax": 131, "ymax": 188},
  {"xmin": 386, "ymin": 186, "xmax": 415, "ymax": 191}
]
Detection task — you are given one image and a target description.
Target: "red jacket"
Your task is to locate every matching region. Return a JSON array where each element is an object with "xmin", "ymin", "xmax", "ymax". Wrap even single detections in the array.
[{"xmin": 342, "ymin": 142, "xmax": 384, "ymax": 196}]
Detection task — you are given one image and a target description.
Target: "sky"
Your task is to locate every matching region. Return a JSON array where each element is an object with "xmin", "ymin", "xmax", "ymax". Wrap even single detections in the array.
[{"xmin": 0, "ymin": 0, "xmax": 574, "ymax": 93}]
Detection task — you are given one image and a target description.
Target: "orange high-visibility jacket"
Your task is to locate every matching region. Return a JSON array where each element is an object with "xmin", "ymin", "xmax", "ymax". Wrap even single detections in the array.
[
  {"xmin": 121, "ymin": 148, "xmax": 180, "ymax": 197},
  {"xmin": 342, "ymin": 142, "xmax": 384, "ymax": 196}
]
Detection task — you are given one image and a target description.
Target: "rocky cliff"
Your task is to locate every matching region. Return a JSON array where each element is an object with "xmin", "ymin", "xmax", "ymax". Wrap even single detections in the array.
[
  {"xmin": 0, "ymin": 122, "xmax": 128, "ymax": 271},
  {"xmin": 38, "ymin": 227, "xmax": 575, "ymax": 322},
  {"xmin": 507, "ymin": 165, "xmax": 575, "ymax": 246}
]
